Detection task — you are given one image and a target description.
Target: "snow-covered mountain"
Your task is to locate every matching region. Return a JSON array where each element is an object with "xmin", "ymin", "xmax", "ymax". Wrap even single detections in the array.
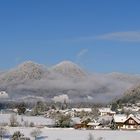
[
  {"xmin": 0, "ymin": 60, "xmax": 140, "ymax": 103},
  {"xmin": 0, "ymin": 61, "xmax": 47, "ymax": 84},
  {"xmin": 50, "ymin": 61, "xmax": 87, "ymax": 79}
]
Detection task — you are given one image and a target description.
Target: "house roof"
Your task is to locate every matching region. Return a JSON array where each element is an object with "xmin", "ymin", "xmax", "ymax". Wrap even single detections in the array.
[
  {"xmin": 114, "ymin": 115, "xmax": 127, "ymax": 123},
  {"xmin": 124, "ymin": 114, "xmax": 140, "ymax": 124},
  {"xmin": 72, "ymin": 108, "xmax": 92, "ymax": 112},
  {"xmin": 99, "ymin": 108, "xmax": 116, "ymax": 114},
  {"xmin": 71, "ymin": 117, "xmax": 81, "ymax": 124},
  {"xmin": 114, "ymin": 114, "xmax": 140, "ymax": 124},
  {"xmin": 87, "ymin": 122, "xmax": 100, "ymax": 126}
]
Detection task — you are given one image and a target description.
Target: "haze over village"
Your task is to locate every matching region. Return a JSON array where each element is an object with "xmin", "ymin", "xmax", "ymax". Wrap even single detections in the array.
[{"xmin": 1, "ymin": 0, "xmax": 140, "ymax": 140}]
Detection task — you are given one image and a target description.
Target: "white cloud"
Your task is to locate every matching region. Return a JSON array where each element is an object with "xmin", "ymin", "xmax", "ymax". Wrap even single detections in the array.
[
  {"xmin": 96, "ymin": 31, "xmax": 140, "ymax": 42},
  {"xmin": 72, "ymin": 31, "xmax": 140, "ymax": 42},
  {"xmin": 45, "ymin": 31, "xmax": 140, "ymax": 43},
  {"xmin": 77, "ymin": 49, "xmax": 88, "ymax": 58}
]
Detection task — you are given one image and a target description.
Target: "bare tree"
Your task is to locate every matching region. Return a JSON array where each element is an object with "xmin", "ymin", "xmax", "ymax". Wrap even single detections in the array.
[
  {"xmin": 0, "ymin": 127, "xmax": 8, "ymax": 140},
  {"xmin": 10, "ymin": 114, "xmax": 18, "ymax": 127},
  {"xmin": 30, "ymin": 129, "xmax": 42, "ymax": 140}
]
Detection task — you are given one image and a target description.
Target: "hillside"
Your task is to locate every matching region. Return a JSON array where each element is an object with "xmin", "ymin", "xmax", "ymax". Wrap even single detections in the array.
[{"xmin": 115, "ymin": 85, "xmax": 140, "ymax": 104}]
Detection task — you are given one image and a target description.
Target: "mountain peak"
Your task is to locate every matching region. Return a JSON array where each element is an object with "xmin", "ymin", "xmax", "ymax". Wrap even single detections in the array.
[
  {"xmin": 17, "ymin": 61, "xmax": 41, "ymax": 69},
  {"xmin": 57, "ymin": 60, "xmax": 75, "ymax": 65},
  {"xmin": 0, "ymin": 61, "xmax": 47, "ymax": 83},
  {"xmin": 51, "ymin": 60, "xmax": 87, "ymax": 79},
  {"xmin": 55, "ymin": 60, "xmax": 79, "ymax": 68}
]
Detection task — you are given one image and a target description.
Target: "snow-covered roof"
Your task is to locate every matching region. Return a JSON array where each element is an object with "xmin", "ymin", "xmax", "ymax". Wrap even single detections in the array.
[
  {"xmin": 114, "ymin": 115, "xmax": 126, "ymax": 123},
  {"xmin": 71, "ymin": 117, "xmax": 81, "ymax": 124},
  {"xmin": 87, "ymin": 122, "xmax": 100, "ymax": 126},
  {"xmin": 99, "ymin": 108, "xmax": 116, "ymax": 113},
  {"xmin": 114, "ymin": 114, "xmax": 140, "ymax": 124},
  {"xmin": 72, "ymin": 108, "xmax": 92, "ymax": 112},
  {"xmin": 125, "ymin": 114, "xmax": 140, "ymax": 124}
]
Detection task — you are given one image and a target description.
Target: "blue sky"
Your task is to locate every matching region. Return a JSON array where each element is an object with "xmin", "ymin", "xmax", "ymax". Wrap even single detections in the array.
[{"xmin": 0, "ymin": 0, "xmax": 140, "ymax": 73}]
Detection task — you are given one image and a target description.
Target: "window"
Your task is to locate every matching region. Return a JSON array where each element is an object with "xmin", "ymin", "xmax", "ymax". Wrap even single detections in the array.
[{"xmin": 129, "ymin": 119, "xmax": 134, "ymax": 124}]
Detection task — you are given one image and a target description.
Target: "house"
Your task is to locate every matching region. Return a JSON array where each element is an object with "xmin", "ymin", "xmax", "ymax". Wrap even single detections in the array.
[
  {"xmin": 73, "ymin": 118, "xmax": 102, "ymax": 130},
  {"xmin": 71, "ymin": 108, "xmax": 92, "ymax": 117},
  {"xmin": 72, "ymin": 108, "xmax": 92, "ymax": 113},
  {"xmin": 72, "ymin": 117, "xmax": 90, "ymax": 129},
  {"xmin": 99, "ymin": 108, "xmax": 116, "ymax": 116},
  {"xmin": 113, "ymin": 114, "xmax": 140, "ymax": 130},
  {"xmin": 98, "ymin": 115, "xmax": 113, "ymax": 127},
  {"xmin": 74, "ymin": 123, "xmax": 87, "ymax": 129},
  {"xmin": 87, "ymin": 122, "xmax": 101, "ymax": 129}
]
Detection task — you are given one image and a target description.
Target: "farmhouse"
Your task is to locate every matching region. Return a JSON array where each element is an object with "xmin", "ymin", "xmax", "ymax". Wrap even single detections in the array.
[
  {"xmin": 87, "ymin": 122, "xmax": 101, "ymax": 129},
  {"xmin": 113, "ymin": 114, "xmax": 140, "ymax": 130},
  {"xmin": 72, "ymin": 117, "xmax": 87, "ymax": 129},
  {"xmin": 72, "ymin": 108, "xmax": 92, "ymax": 112},
  {"xmin": 99, "ymin": 108, "xmax": 116, "ymax": 116}
]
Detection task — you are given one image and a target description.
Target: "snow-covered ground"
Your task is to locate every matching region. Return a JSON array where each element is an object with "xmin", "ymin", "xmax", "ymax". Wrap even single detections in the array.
[
  {"xmin": 0, "ymin": 114, "xmax": 55, "ymax": 126},
  {"xmin": 5, "ymin": 127, "xmax": 140, "ymax": 140}
]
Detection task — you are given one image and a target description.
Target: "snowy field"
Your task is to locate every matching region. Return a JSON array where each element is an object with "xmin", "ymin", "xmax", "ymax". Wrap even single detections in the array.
[{"xmin": 6, "ymin": 127, "xmax": 140, "ymax": 140}]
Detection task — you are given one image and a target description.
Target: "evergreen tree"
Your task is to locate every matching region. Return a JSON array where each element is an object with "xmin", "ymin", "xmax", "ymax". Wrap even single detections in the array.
[
  {"xmin": 17, "ymin": 103, "xmax": 26, "ymax": 115},
  {"xmin": 12, "ymin": 131, "xmax": 24, "ymax": 140}
]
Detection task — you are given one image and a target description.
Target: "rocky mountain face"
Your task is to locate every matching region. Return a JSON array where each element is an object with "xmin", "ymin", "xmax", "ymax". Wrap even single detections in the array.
[{"xmin": 0, "ymin": 60, "xmax": 140, "ymax": 103}]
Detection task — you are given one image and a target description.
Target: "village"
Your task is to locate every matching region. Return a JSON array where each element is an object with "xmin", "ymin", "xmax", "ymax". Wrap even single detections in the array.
[
  {"xmin": 0, "ymin": 100, "xmax": 140, "ymax": 131},
  {"xmin": 0, "ymin": 99, "xmax": 140, "ymax": 140}
]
